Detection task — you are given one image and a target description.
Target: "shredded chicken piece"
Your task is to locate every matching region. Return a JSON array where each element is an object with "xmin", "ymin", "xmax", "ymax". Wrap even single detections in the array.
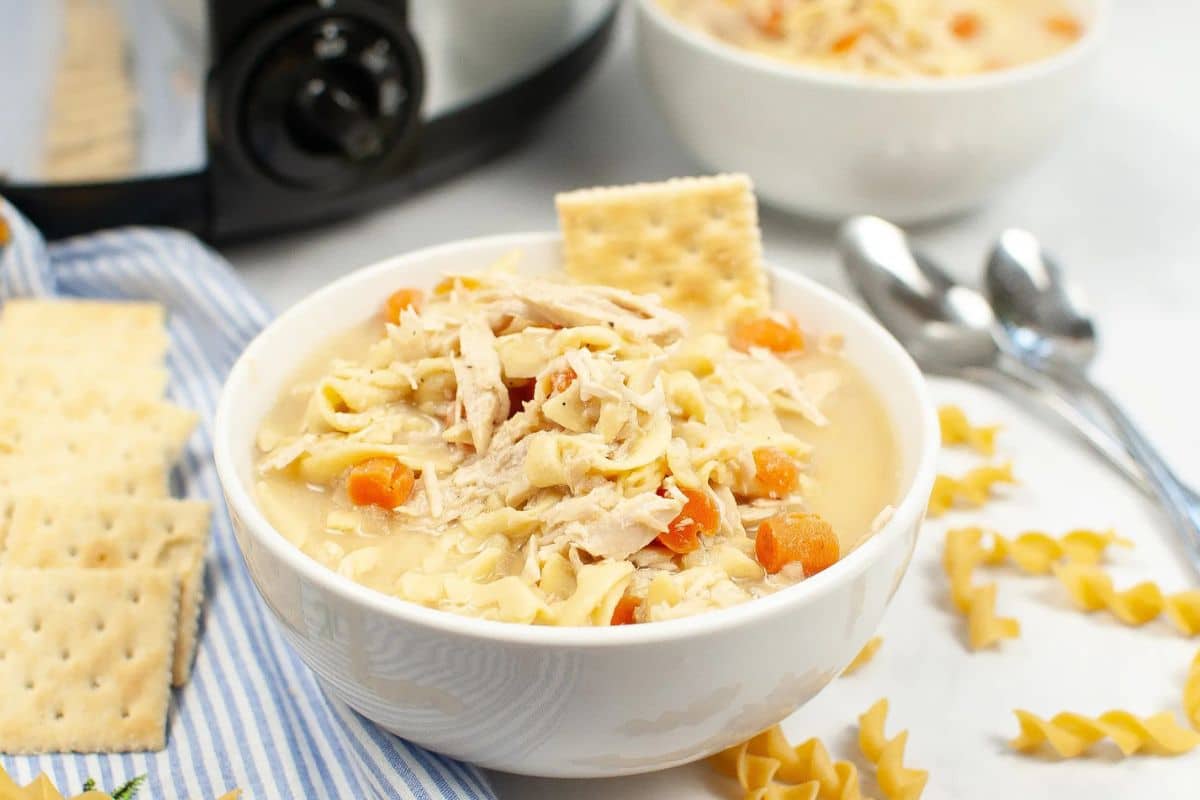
[
  {"xmin": 453, "ymin": 317, "xmax": 510, "ymax": 453},
  {"xmin": 442, "ymin": 410, "xmax": 541, "ymax": 520},
  {"xmin": 478, "ymin": 277, "xmax": 689, "ymax": 345},
  {"xmin": 542, "ymin": 486, "xmax": 682, "ymax": 560},
  {"xmin": 257, "ymin": 434, "xmax": 316, "ymax": 471}
]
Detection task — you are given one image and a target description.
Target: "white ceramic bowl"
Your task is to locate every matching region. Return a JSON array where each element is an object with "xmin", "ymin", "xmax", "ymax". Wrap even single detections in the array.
[
  {"xmin": 214, "ymin": 233, "xmax": 939, "ymax": 777},
  {"xmin": 636, "ymin": 0, "xmax": 1108, "ymax": 223}
]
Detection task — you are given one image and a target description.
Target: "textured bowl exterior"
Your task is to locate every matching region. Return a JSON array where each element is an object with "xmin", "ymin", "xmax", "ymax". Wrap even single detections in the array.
[
  {"xmin": 636, "ymin": 0, "xmax": 1106, "ymax": 223},
  {"xmin": 214, "ymin": 233, "xmax": 938, "ymax": 777}
]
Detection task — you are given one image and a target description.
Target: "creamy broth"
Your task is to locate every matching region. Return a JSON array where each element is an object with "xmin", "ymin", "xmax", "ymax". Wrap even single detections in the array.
[
  {"xmin": 788, "ymin": 351, "xmax": 898, "ymax": 551},
  {"xmin": 254, "ymin": 269, "xmax": 899, "ymax": 625}
]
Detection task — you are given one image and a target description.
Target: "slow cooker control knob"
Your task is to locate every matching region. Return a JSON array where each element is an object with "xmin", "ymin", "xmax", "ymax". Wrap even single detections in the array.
[
  {"xmin": 290, "ymin": 76, "xmax": 385, "ymax": 161},
  {"xmin": 240, "ymin": 15, "xmax": 422, "ymax": 189}
]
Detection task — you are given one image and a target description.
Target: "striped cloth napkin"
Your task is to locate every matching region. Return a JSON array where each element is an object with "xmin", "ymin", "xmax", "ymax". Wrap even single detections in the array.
[{"xmin": 0, "ymin": 200, "xmax": 494, "ymax": 800}]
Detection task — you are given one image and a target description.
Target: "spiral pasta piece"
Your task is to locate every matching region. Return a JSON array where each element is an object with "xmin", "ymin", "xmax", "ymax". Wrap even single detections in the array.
[
  {"xmin": 937, "ymin": 405, "xmax": 1000, "ymax": 455},
  {"xmin": 947, "ymin": 527, "xmax": 1131, "ymax": 575},
  {"xmin": 842, "ymin": 636, "xmax": 883, "ymax": 676},
  {"xmin": 943, "ymin": 529, "xmax": 1019, "ymax": 650},
  {"xmin": 1053, "ymin": 563, "xmax": 1200, "ymax": 635},
  {"xmin": 1010, "ymin": 709, "xmax": 1200, "ymax": 758},
  {"xmin": 858, "ymin": 699, "xmax": 928, "ymax": 800},
  {"xmin": 927, "ymin": 463, "xmax": 1015, "ymax": 517},
  {"xmin": 1185, "ymin": 651, "xmax": 1200, "ymax": 731},
  {"xmin": 710, "ymin": 725, "xmax": 869, "ymax": 800}
]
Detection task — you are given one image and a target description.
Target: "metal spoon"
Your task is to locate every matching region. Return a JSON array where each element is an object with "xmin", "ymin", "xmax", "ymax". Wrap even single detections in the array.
[
  {"xmin": 837, "ymin": 216, "xmax": 1150, "ymax": 495},
  {"xmin": 986, "ymin": 229, "xmax": 1200, "ymax": 571}
]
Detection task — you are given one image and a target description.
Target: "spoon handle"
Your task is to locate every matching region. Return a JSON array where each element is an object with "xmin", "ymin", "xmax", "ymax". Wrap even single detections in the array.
[
  {"xmin": 972, "ymin": 360, "xmax": 1153, "ymax": 497},
  {"xmin": 1063, "ymin": 370, "xmax": 1200, "ymax": 573}
]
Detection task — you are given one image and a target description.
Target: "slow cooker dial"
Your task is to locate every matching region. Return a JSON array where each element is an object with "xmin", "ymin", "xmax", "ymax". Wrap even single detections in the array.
[{"xmin": 242, "ymin": 16, "xmax": 419, "ymax": 188}]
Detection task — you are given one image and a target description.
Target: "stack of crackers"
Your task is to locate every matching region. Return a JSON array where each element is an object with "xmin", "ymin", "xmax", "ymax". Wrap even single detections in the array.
[
  {"xmin": 42, "ymin": 0, "xmax": 137, "ymax": 182},
  {"xmin": 0, "ymin": 300, "xmax": 210, "ymax": 754}
]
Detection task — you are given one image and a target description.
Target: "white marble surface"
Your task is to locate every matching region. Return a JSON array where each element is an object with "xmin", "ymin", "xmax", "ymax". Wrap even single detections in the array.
[{"xmin": 228, "ymin": 3, "xmax": 1200, "ymax": 797}]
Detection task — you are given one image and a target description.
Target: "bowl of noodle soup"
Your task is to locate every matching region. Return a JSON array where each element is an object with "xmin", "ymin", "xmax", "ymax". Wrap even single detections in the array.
[
  {"xmin": 214, "ymin": 232, "xmax": 938, "ymax": 776},
  {"xmin": 636, "ymin": 0, "xmax": 1108, "ymax": 222}
]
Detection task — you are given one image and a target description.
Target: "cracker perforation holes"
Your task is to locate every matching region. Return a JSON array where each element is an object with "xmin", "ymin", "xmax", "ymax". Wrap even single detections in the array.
[
  {"xmin": 60, "ymin": 648, "xmax": 70, "ymax": 661},
  {"xmin": 90, "ymin": 677, "xmax": 101, "ymax": 689},
  {"xmin": 42, "ymin": 515, "xmax": 53, "ymax": 527},
  {"xmin": 24, "ymin": 679, "xmax": 33, "ymax": 690},
  {"xmin": 68, "ymin": 545, "xmax": 78, "ymax": 557},
  {"xmin": 96, "ymin": 620, "xmax": 106, "ymax": 632},
  {"xmin": 130, "ymin": 589, "xmax": 141, "ymax": 604},
  {"xmin": 121, "ymin": 708, "xmax": 131, "ymax": 720},
  {"xmin": 66, "ymin": 590, "xmax": 76, "ymax": 604},
  {"xmin": 54, "ymin": 709, "xmax": 64, "ymax": 720},
  {"xmin": 129, "ymin": 550, "xmax": 141, "ymax": 561},
  {"xmin": 103, "ymin": 516, "xmax": 115, "ymax": 531},
  {"xmin": 31, "ymin": 618, "xmax": 42, "ymax": 633},
  {"xmin": 124, "ymin": 647, "xmax": 134, "ymax": 660}
]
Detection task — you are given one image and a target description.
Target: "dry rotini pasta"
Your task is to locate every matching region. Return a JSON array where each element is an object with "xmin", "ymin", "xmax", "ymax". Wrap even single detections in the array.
[
  {"xmin": 841, "ymin": 636, "xmax": 883, "ymax": 676},
  {"xmin": 948, "ymin": 527, "xmax": 1131, "ymax": 575},
  {"xmin": 858, "ymin": 699, "xmax": 928, "ymax": 800},
  {"xmin": 1185, "ymin": 650, "xmax": 1200, "ymax": 731},
  {"xmin": 926, "ymin": 463, "xmax": 1015, "ymax": 517},
  {"xmin": 937, "ymin": 405, "xmax": 1000, "ymax": 456},
  {"xmin": 1053, "ymin": 563, "xmax": 1200, "ymax": 636},
  {"xmin": 942, "ymin": 529, "xmax": 1019, "ymax": 650},
  {"xmin": 1010, "ymin": 709, "xmax": 1200, "ymax": 758},
  {"xmin": 710, "ymin": 725, "xmax": 869, "ymax": 800}
]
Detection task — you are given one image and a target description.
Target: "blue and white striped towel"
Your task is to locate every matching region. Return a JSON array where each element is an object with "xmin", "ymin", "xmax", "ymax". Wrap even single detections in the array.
[{"xmin": 0, "ymin": 200, "xmax": 495, "ymax": 800}]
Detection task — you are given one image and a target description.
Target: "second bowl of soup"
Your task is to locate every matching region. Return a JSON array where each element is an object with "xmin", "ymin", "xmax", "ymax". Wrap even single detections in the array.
[{"xmin": 637, "ymin": 0, "xmax": 1108, "ymax": 222}]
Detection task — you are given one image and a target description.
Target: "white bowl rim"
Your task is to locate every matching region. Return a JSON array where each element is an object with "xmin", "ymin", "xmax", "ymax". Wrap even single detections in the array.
[
  {"xmin": 214, "ymin": 231, "xmax": 939, "ymax": 649},
  {"xmin": 636, "ymin": 0, "xmax": 1110, "ymax": 93}
]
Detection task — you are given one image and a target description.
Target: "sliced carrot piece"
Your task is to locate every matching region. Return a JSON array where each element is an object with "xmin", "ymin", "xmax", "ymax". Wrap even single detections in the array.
[
  {"xmin": 433, "ymin": 275, "xmax": 482, "ymax": 295},
  {"xmin": 611, "ymin": 595, "xmax": 641, "ymax": 626},
  {"xmin": 753, "ymin": 1, "xmax": 785, "ymax": 39},
  {"xmin": 384, "ymin": 289, "xmax": 423, "ymax": 324},
  {"xmin": 949, "ymin": 12, "xmax": 981, "ymax": 39},
  {"xmin": 656, "ymin": 487, "xmax": 719, "ymax": 554},
  {"xmin": 755, "ymin": 512, "xmax": 839, "ymax": 575},
  {"xmin": 730, "ymin": 314, "xmax": 805, "ymax": 354},
  {"xmin": 753, "ymin": 447, "xmax": 801, "ymax": 499},
  {"xmin": 831, "ymin": 28, "xmax": 864, "ymax": 54},
  {"xmin": 346, "ymin": 457, "xmax": 415, "ymax": 509},
  {"xmin": 549, "ymin": 368, "xmax": 577, "ymax": 395},
  {"xmin": 1045, "ymin": 14, "xmax": 1083, "ymax": 38}
]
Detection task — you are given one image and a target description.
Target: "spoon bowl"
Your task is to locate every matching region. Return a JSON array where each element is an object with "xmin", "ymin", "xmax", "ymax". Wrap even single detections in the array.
[
  {"xmin": 985, "ymin": 229, "xmax": 1099, "ymax": 368},
  {"xmin": 837, "ymin": 216, "xmax": 999, "ymax": 374}
]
